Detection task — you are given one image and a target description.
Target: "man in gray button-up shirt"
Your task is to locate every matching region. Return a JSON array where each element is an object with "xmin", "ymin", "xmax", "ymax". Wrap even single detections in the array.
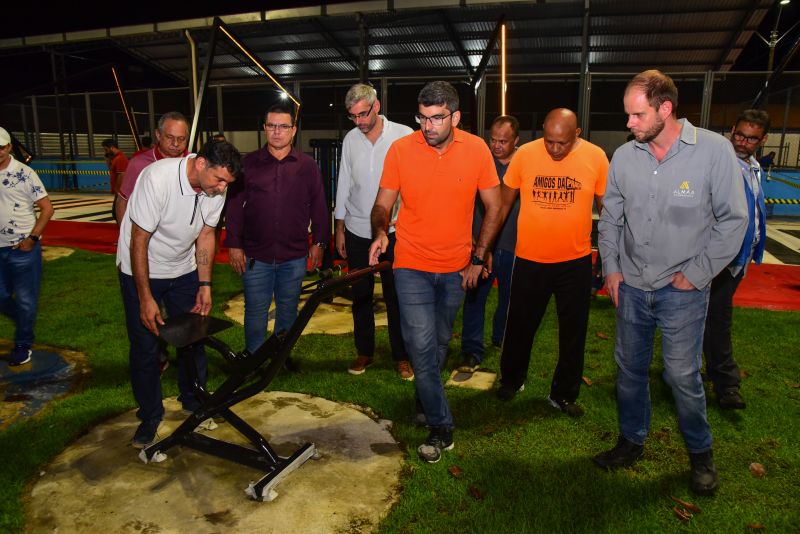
[{"xmin": 594, "ymin": 70, "xmax": 747, "ymax": 497}]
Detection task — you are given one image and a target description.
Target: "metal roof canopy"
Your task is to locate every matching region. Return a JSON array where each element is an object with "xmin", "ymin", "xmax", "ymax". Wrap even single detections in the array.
[{"xmin": 0, "ymin": 0, "xmax": 777, "ymax": 90}]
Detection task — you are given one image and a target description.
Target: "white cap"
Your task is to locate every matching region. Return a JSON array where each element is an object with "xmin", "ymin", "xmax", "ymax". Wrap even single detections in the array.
[{"xmin": 0, "ymin": 127, "xmax": 10, "ymax": 146}]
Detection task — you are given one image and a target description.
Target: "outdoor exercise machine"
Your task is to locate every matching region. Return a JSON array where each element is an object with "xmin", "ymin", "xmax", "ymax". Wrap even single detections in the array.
[{"xmin": 138, "ymin": 262, "xmax": 389, "ymax": 501}]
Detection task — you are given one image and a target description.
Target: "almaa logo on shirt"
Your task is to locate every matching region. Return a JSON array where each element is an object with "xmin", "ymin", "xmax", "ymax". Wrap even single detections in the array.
[{"xmin": 673, "ymin": 180, "xmax": 694, "ymax": 199}]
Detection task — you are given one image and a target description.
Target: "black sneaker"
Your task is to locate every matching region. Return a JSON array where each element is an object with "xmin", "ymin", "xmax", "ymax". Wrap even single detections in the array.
[
  {"xmin": 496, "ymin": 383, "xmax": 524, "ymax": 401},
  {"xmin": 689, "ymin": 450, "xmax": 719, "ymax": 496},
  {"xmin": 457, "ymin": 354, "xmax": 481, "ymax": 373},
  {"xmin": 132, "ymin": 419, "xmax": 161, "ymax": 449},
  {"xmin": 417, "ymin": 427, "xmax": 454, "ymax": 463},
  {"xmin": 8, "ymin": 346, "xmax": 32, "ymax": 367},
  {"xmin": 717, "ymin": 387, "xmax": 746, "ymax": 410},
  {"xmin": 547, "ymin": 396, "xmax": 585, "ymax": 417},
  {"xmin": 593, "ymin": 435, "xmax": 644, "ymax": 469}
]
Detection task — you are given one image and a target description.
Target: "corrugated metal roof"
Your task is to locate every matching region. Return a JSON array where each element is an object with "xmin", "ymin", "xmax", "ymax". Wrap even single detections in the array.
[{"xmin": 0, "ymin": 0, "xmax": 780, "ymax": 91}]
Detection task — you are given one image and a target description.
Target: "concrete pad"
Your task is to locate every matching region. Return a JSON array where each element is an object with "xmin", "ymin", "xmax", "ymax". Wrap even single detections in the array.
[
  {"xmin": 42, "ymin": 246, "xmax": 74, "ymax": 261},
  {"xmin": 445, "ymin": 370, "xmax": 497, "ymax": 391},
  {"xmin": 225, "ymin": 280, "xmax": 387, "ymax": 335},
  {"xmin": 27, "ymin": 392, "xmax": 404, "ymax": 533},
  {"xmin": 0, "ymin": 341, "xmax": 89, "ymax": 430}
]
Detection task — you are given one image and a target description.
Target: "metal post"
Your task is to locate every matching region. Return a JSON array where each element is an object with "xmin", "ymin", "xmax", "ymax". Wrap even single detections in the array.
[
  {"xmin": 581, "ymin": 72, "xmax": 592, "ymax": 137},
  {"xmin": 186, "ymin": 30, "xmax": 199, "ymax": 113},
  {"xmin": 358, "ymin": 14, "xmax": 368, "ymax": 82},
  {"xmin": 19, "ymin": 104, "xmax": 29, "ymax": 151},
  {"xmin": 61, "ymin": 54, "xmax": 77, "ymax": 162},
  {"xmin": 577, "ymin": 0, "xmax": 591, "ymax": 135},
  {"xmin": 147, "ymin": 89, "xmax": 155, "ymax": 138},
  {"xmin": 69, "ymin": 107, "xmax": 78, "ymax": 157},
  {"xmin": 31, "ymin": 96, "xmax": 41, "ymax": 156},
  {"xmin": 699, "ymin": 70, "xmax": 714, "ymax": 130},
  {"xmin": 294, "ymin": 81, "xmax": 302, "ymax": 150},
  {"xmin": 777, "ymin": 87, "xmax": 791, "ymax": 167},
  {"xmin": 85, "ymin": 93, "xmax": 95, "ymax": 158},
  {"xmin": 476, "ymin": 80, "xmax": 486, "ymax": 137},
  {"xmin": 50, "ymin": 51, "xmax": 67, "ymax": 160},
  {"xmin": 381, "ymin": 77, "xmax": 388, "ymax": 115},
  {"xmin": 216, "ymin": 86, "xmax": 224, "ymax": 135}
]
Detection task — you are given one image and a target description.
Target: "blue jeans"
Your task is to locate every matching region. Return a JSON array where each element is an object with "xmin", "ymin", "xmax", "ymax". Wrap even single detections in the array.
[
  {"xmin": 461, "ymin": 247, "xmax": 514, "ymax": 360},
  {"xmin": 394, "ymin": 268, "xmax": 464, "ymax": 429},
  {"xmin": 614, "ymin": 282, "xmax": 712, "ymax": 453},
  {"xmin": 119, "ymin": 270, "xmax": 208, "ymax": 423},
  {"xmin": 242, "ymin": 256, "xmax": 307, "ymax": 353},
  {"xmin": 0, "ymin": 243, "xmax": 42, "ymax": 348}
]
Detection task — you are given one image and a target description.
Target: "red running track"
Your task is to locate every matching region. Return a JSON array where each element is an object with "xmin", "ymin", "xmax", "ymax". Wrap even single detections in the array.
[{"xmin": 43, "ymin": 220, "xmax": 800, "ymax": 312}]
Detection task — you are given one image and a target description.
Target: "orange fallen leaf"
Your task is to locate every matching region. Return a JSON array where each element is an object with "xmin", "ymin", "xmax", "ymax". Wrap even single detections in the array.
[
  {"xmin": 588, "ymin": 362, "xmax": 601, "ymax": 369},
  {"xmin": 468, "ymin": 485, "xmax": 484, "ymax": 500},
  {"xmin": 596, "ymin": 331, "xmax": 610, "ymax": 340},
  {"xmin": 670, "ymin": 496, "xmax": 702, "ymax": 514},
  {"xmin": 749, "ymin": 462, "xmax": 766, "ymax": 478},
  {"xmin": 784, "ymin": 379, "xmax": 800, "ymax": 389},
  {"xmin": 582, "ymin": 376, "xmax": 593, "ymax": 386},
  {"xmin": 448, "ymin": 465, "xmax": 462, "ymax": 478},
  {"xmin": 746, "ymin": 523, "xmax": 765, "ymax": 530},
  {"xmin": 740, "ymin": 369, "xmax": 750, "ymax": 378},
  {"xmin": 672, "ymin": 506, "xmax": 692, "ymax": 521}
]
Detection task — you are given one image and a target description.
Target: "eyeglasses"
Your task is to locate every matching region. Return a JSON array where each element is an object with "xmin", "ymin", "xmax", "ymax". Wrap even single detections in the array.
[
  {"xmin": 347, "ymin": 101, "xmax": 375, "ymax": 121},
  {"xmin": 265, "ymin": 123, "xmax": 293, "ymax": 132},
  {"xmin": 415, "ymin": 112, "xmax": 452, "ymax": 126},
  {"xmin": 732, "ymin": 131, "xmax": 763, "ymax": 144}
]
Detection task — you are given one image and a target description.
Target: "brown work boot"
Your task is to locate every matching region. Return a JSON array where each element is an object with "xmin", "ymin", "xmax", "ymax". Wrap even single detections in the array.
[
  {"xmin": 348, "ymin": 355, "xmax": 374, "ymax": 375},
  {"xmin": 397, "ymin": 360, "xmax": 414, "ymax": 381}
]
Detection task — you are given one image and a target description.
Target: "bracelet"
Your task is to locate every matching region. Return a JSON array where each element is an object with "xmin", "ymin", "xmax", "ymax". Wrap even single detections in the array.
[{"xmin": 198, "ymin": 281, "xmax": 212, "ymax": 287}]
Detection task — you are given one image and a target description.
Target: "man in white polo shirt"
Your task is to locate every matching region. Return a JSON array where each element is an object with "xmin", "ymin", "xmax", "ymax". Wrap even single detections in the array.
[{"xmin": 117, "ymin": 140, "xmax": 241, "ymax": 448}]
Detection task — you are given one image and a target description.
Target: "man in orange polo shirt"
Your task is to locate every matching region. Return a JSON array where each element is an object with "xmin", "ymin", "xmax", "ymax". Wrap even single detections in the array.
[
  {"xmin": 369, "ymin": 81, "xmax": 502, "ymax": 463},
  {"xmin": 496, "ymin": 108, "xmax": 608, "ymax": 416}
]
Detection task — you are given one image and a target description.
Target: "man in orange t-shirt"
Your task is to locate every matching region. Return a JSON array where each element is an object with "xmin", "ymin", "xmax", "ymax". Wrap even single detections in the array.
[
  {"xmin": 369, "ymin": 81, "xmax": 502, "ymax": 464},
  {"xmin": 496, "ymin": 108, "xmax": 608, "ymax": 416}
]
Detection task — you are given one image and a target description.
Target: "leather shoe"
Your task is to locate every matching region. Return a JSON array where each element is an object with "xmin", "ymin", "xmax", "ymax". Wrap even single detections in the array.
[
  {"xmin": 689, "ymin": 450, "xmax": 719, "ymax": 496},
  {"xmin": 593, "ymin": 435, "xmax": 644, "ymax": 469},
  {"xmin": 717, "ymin": 387, "xmax": 746, "ymax": 410}
]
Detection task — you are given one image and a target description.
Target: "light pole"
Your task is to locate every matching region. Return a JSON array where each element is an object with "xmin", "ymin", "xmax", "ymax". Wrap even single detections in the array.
[{"xmin": 756, "ymin": 0, "xmax": 797, "ymax": 71}]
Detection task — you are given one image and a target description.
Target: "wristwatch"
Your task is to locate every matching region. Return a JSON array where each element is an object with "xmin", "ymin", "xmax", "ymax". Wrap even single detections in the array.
[
  {"xmin": 28, "ymin": 234, "xmax": 40, "ymax": 242},
  {"xmin": 471, "ymin": 254, "xmax": 485, "ymax": 266},
  {"xmin": 313, "ymin": 242, "xmax": 326, "ymax": 248}
]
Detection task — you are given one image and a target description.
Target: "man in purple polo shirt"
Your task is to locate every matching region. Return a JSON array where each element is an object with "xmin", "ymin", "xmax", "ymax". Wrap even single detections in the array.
[{"xmin": 225, "ymin": 103, "xmax": 329, "ymax": 366}]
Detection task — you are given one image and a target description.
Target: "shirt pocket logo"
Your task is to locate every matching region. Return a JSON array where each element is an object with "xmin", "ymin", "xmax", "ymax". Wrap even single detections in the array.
[{"xmin": 673, "ymin": 180, "xmax": 695, "ymax": 199}]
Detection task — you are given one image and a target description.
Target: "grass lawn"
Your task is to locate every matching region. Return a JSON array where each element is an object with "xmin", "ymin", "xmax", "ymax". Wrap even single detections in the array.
[{"xmin": 1, "ymin": 248, "xmax": 798, "ymax": 532}]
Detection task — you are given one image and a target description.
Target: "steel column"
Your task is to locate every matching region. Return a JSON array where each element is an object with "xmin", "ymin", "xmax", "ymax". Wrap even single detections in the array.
[
  {"xmin": 85, "ymin": 93, "xmax": 95, "ymax": 158},
  {"xmin": 216, "ymin": 86, "xmax": 224, "ymax": 135},
  {"xmin": 699, "ymin": 70, "xmax": 714, "ymax": 130},
  {"xmin": 577, "ymin": 0, "xmax": 591, "ymax": 135},
  {"xmin": 777, "ymin": 87, "xmax": 791, "ymax": 167}
]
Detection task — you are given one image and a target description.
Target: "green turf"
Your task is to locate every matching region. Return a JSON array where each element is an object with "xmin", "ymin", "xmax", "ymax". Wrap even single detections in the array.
[{"xmin": 0, "ymin": 249, "xmax": 798, "ymax": 532}]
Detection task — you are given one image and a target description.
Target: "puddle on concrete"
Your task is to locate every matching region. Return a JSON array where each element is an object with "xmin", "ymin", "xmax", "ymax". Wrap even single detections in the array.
[{"xmin": 0, "ymin": 342, "xmax": 89, "ymax": 429}]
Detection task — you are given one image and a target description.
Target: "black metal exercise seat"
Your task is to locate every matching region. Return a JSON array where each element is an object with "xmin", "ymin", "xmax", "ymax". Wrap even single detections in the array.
[{"xmin": 138, "ymin": 261, "xmax": 390, "ymax": 502}]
